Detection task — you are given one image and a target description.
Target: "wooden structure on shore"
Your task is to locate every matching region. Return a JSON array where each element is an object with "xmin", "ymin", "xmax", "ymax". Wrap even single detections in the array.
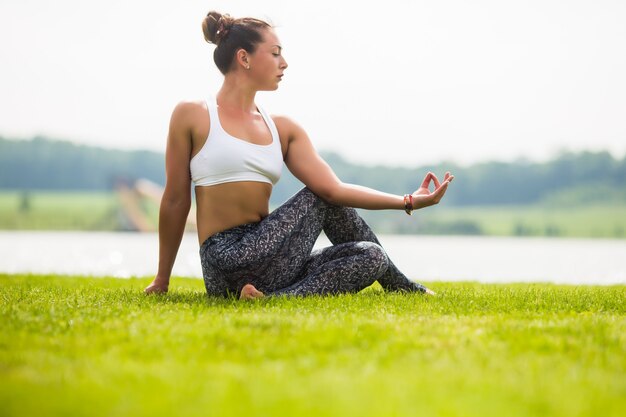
[{"xmin": 115, "ymin": 179, "xmax": 196, "ymax": 232}]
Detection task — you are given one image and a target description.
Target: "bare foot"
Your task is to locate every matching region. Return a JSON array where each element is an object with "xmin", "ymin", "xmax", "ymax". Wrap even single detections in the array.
[
  {"xmin": 144, "ymin": 281, "xmax": 168, "ymax": 295},
  {"xmin": 240, "ymin": 284, "xmax": 264, "ymax": 300},
  {"xmin": 425, "ymin": 288, "xmax": 437, "ymax": 296}
]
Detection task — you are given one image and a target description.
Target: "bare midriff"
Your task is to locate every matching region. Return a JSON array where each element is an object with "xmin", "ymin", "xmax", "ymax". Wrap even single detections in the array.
[{"xmin": 195, "ymin": 181, "xmax": 273, "ymax": 245}]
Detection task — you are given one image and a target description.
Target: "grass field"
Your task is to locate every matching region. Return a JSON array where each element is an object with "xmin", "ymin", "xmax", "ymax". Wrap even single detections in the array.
[
  {"xmin": 358, "ymin": 203, "xmax": 626, "ymax": 238},
  {"xmin": 1, "ymin": 274, "xmax": 625, "ymax": 417},
  {"xmin": 418, "ymin": 204, "xmax": 626, "ymax": 237},
  {"xmin": 0, "ymin": 191, "xmax": 123, "ymax": 230}
]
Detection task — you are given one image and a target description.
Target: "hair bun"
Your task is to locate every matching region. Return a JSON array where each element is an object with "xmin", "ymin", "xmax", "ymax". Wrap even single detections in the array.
[{"xmin": 202, "ymin": 11, "xmax": 234, "ymax": 45}]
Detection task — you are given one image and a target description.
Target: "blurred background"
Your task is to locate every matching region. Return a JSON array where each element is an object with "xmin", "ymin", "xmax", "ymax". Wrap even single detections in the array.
[{"xmin": 1, "ymin": 0, "xmax": 625, "ymax": 283}]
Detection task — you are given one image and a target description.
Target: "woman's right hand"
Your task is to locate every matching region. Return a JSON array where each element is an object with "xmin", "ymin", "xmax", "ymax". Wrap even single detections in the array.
[
  {"xmin": 145, "ymin": 101, "xmax": 198, "ymax": 297},
  {"xmin": 144, "ymin": 277, "xmax": 169, "ymax": 294}
]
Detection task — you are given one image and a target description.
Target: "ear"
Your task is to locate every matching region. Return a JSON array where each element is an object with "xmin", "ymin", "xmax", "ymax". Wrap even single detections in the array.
[{"xmin": 235, "ymin": 48, "xmax": 250, "ymax": 70}]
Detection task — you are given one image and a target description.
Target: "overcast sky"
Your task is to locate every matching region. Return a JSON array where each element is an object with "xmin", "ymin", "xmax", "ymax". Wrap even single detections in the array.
[{"xmin": 1, "ymin": 0, "xmax": 625, "ymax": 166}]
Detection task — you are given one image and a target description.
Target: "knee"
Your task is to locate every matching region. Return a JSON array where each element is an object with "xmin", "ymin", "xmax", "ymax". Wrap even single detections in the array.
[
  {"xmin": 292, "ymin": 187, "xmax": 325, "ymax": 207},
  {"xmin": 300, "ymin": 186, "xmax": 341, "ymax": 208},
  {"xmin": 356, "ymin": 241, "xmax": 389, "ymax": 276},
  {"xmin": 297, "ymin": 187, "xmax": 317, "ymax": 200},
  {"xmin": 298, "ymin": 187, "xmax": 352, "ymax": 213}
]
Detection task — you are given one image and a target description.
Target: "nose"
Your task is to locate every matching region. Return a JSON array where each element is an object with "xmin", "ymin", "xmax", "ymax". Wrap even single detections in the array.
[{"xmin": 280, "ymin": 56, "xmax": 288, "ymax": 70}]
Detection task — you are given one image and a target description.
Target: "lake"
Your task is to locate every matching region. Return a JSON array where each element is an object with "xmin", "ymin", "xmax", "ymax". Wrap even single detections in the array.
[{"xmin": 0, "ymin": 231, "xmax": 624, "ymax": 285}]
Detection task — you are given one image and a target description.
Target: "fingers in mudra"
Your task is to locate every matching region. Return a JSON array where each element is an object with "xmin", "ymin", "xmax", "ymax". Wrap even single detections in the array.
[{"xmin": 414, "ymin": 172, "xmax": 454, "ymax": 207}]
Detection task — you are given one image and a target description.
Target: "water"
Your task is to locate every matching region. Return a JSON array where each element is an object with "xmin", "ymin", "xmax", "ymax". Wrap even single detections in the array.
[{"xmin": 0, "ymin": 231, "xmax": 624, "ymax": 285}]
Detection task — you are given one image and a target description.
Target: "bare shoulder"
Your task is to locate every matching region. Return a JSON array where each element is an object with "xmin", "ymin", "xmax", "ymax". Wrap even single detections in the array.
[
  {"xmin": 271, "ymin": 114, "xmax": 294, "ymax": 129},
  {"xmin": 170, "ymin": 100, "xmax": 207, "ymax": 124},
  {"xmin": 271, "ymin": 114, "xmax": 307, "ymax": 140}
]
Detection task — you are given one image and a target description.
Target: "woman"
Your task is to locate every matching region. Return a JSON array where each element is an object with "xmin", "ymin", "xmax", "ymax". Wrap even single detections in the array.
[{"xmin": 144, "ymin": 11, "xmax": 454, "ymax": 299}]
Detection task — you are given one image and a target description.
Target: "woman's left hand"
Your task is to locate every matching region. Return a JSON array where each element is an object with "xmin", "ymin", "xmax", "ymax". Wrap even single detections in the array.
[{"xmin": 412, "ymin": 172, "xmax": 454, "ymax": 209}]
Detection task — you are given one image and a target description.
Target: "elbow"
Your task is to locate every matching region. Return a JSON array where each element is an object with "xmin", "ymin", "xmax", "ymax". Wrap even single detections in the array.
[
  {"xmin": 160, "ymin": 198, "xmax": 191, "ymax": 222},
  {"xmin": 161, "ymin": 191, "xmax": 191, "ymax": 212},
  {"xmin": 168, "ymin": 197, "xmax": 191, "ymax": 212},
  {"xmin": 316, "ymin": 183, "xmax": 342, "ymax": 206}
]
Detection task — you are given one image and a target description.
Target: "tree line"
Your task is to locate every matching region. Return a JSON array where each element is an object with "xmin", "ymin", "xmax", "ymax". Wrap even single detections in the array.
[{"xmin": 1, "ymin": 136, "xmax": 625, "ymax": 207}]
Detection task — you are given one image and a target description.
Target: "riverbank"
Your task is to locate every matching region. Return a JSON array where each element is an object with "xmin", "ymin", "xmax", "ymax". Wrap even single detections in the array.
[
  {"xmin": 1, "ymin": 274, "xmax": 624, "ymax": 417},
  {"xmin": 2, "ymin": 191, "xmax": 626, "ymax": 237}
]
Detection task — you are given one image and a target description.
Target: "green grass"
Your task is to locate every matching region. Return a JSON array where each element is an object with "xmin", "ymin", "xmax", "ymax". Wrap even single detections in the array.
[
  {"xmin": 0, "ymin": 191, "xmax": 122, "ymax": 230},
  {"xmin": 426, "ymin": 204, "xmax": 626, "ymax": 238},
  {"xmin": 360, "ymin": 203, "xmax": 626, "ymax": 238},
  {"xmin": 1, "ymin": 274, "xmax": 625, "ymax": 417}
]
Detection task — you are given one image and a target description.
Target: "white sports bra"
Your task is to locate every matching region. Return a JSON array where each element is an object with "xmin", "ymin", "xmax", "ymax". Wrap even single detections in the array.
[{"xmin": 190, "ymin": 100, "xmax": 283, "ymax": 187}]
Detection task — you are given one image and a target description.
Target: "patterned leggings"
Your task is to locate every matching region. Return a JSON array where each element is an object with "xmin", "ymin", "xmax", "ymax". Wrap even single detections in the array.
[{"xmin": 200, "ymin": 187, "xmax": 426, "ymax": 297}]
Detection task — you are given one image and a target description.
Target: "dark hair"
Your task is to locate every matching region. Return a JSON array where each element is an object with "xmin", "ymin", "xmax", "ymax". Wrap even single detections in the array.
[{"xmin": 202, "ymin": 11, "xmax": 272, "ymax": 75}]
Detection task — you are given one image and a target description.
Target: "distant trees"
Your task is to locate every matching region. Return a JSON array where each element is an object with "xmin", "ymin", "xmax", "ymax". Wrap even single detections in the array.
[
  {"xmin": 0, "ymin": 136, "xmax": 164, "ymax": 190},
  {"xmin": 1, "ymin": 136, "xmax": 625, "ymax": 207},
  {"xmin": 274, "ymin": 150, "xmax": 626, "ymax": 207}
]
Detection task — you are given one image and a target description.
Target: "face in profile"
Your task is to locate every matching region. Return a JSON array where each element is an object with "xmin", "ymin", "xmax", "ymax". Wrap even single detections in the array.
[{"xmin": 246, "ymin": 29, "xmax": 288, "ymax": 91}]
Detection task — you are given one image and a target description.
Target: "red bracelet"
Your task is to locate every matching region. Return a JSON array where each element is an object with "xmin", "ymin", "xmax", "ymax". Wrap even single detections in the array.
[{"xmin": 403, "ymin": 194, "xmax": 414, "ymax": 215}]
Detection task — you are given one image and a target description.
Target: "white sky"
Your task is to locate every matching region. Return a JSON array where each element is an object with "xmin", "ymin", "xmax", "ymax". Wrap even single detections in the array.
[{"xmin": 1, "ymin": 0, "xmax": 625, "ymax": 166}]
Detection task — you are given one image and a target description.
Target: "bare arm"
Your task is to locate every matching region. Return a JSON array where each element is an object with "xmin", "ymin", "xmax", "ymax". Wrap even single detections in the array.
[
  {"xmin": 275, "ymin": 116, "xmax": 453, "ymax": 211},
  {"xmin": 145, "ymin": 103, "xmax": 194, "ymax": 294}
]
